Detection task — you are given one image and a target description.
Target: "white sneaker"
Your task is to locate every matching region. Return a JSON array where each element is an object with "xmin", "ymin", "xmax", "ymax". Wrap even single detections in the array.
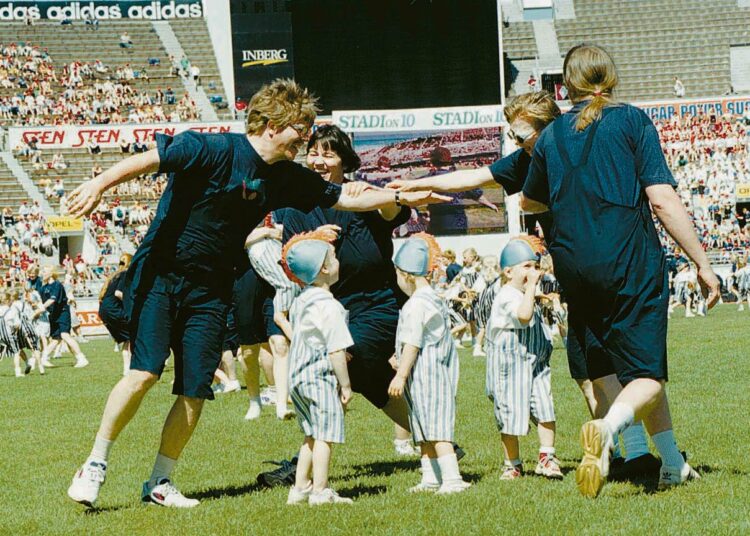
[
  {"xmin": 394, "ymin": 439, "xmax": 419, "ymax": 456},
  {"xmin": 657, "ymin": 463, "xmax": 701, "ymax": 490},
  {"xmin": 277, "ymin": 408, "xmax": 295, "ymax": 420},
  {"xmin": 141, "ymin": 478, "xmax": 199, "ymax": 508},
  {"xmin": 244, "ymin": 400, "xmax": 262, "ymax": 420},
  {"xmin": 223, "ymin": 379, "xmax": 241, "ymax": 393},
  {"xmin": 67, "ymin": 461, "xmax": 107, "ymax": 506},
  {"xmin": 436, "ymin": 479, "xmax": 471, "ymax": 494},
  {"xmin": 576, "ymin": 419, "xmax": 614, "ymax": 498},
  {"xmin": 472, "ymin": 345, "xmax": 486, "ymax": 357},
  {"xmin": 309, "ymin": 488, "xmax": 353, "ymax": 505},
  {"xmin": 287, "ymin": 484, "xmax": 312, "ymax": 505},
  {"xmin": 38, "ymin": 359, "xmax": 45, "ymax": 375},
  {"xmin": 409, "ymin": 482, "xmax": 440, "ymax": 493},
  {"xmin": 685, "ymin": 311, "xmax": 695, "ymax": 318},
  {"xmin": 41, "ymin": 356, "xmax": 55, "ymax": 368},
  {"xmin": 28, "ymin": 357, "xmax": 37, "ymax": 371},
  {"xmin": 74, "ymin": 355, "xmax": 89, "ymax": 368},
  {"xmin": 260, "ymin": 387, "xmax": 276, "ymax": 406},
  {"xmin": 15, "ymin": 366, "xmax": 24, "ymax": 377}
]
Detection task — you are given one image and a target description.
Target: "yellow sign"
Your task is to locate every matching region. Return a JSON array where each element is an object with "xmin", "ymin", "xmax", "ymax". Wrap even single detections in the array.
[
  {"xmin": 737, "ymin": 183, "xmax": 750, "ymax": 201},
  {"xmin": 45, "ymin": 216, "xmax": 83, "ymax": 233}
]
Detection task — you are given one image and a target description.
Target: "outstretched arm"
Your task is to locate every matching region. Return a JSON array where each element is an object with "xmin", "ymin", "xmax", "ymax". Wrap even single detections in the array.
[
  {"xmin": 333, "ymin": 183, "xmax": 451, "ymax": 212},
  {"xmin": 387, "ymin": 168, "xmax": 494, "ymax": 193},
  {"xmin": 67, "ymin": 150, "xmax": 160, "ymax": 218}
]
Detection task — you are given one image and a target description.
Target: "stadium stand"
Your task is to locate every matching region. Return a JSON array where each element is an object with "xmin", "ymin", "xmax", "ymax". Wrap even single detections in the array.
[
  {"xmin": 170, "ymin": 19, "xmax": 233, "ymax": 119},
  {"xmin": 0, "ymin": 159, "xmax": 30, "ymax": 214}
]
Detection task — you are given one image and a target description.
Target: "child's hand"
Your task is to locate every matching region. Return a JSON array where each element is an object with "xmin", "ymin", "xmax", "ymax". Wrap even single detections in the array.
[
  {"xmin": 526, "ymin": 268, "xmax": 542, "ymax": 287},
  {"xmin": 388, "ymin": 353, "xmax": 398, "ymax": 370},
  {"xmin": 388, "ymin": 375, "xmax": 406, "ymax": 398},
  {"xmin": 340, "ymin": 385, "xmax": 353, "ymax": 407}
]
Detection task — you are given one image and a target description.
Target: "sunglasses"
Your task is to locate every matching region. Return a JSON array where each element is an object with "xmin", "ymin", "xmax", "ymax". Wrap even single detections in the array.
[
  {"xmin": 508, "ymin": 128, "xmax": 535, "ymax": 146},
  {"xmin": 289, "ymin": 123, "xmax": 310, "ymax": 138}
]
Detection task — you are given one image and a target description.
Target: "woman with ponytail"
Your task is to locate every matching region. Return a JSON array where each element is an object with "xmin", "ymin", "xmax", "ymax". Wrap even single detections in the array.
[
  {"xmin": 99, "ymin": 253, "xmax": 133, "ymax": 376},
  {"xmin": 521, "ymin": 44, "xmax": 720, "ymax": 498}
]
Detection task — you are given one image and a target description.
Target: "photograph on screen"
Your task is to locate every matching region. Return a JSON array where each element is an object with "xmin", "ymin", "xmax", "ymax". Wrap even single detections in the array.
[{"xmin": 352, "ymin": 128, "xmax": 506, "ymax": 237}]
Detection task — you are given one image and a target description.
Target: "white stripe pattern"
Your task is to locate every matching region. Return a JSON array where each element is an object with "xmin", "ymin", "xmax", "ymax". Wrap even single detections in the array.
[
  {"xmin": 288, "ymin": 288, "xmax": 346, "ymax": 444},
  {"xmin": 247, "ymin": 238, "xmax": 300, "ymax": 314},
  {"xmin": 396, "ymin": 288, "xmax": 459, "ymax": 444},
  {"xmin": 485, "ymin": 306, "xmax": 555, "ymax": 436}
]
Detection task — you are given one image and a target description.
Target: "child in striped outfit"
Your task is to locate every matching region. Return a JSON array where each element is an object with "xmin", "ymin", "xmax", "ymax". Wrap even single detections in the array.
[
  {"xmin": 486, "ymin": 237, "xmax": 562, "ymax": 480},
  {"xmin": 282, "ymin": 230, "xmax": 354, "ymax": 506},
  {"xmin": 389, "ymin": 234, "xmax": 470, "ymax": 494}
]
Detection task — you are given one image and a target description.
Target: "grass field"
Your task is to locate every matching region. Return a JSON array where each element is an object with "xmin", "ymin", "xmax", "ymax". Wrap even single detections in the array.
[{"xmin": 1, "ymin": 304, "xmax": 748, "ymax": 535}]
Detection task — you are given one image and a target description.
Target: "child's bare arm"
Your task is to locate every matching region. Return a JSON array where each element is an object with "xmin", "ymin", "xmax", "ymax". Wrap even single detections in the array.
[
  {"xmin": 516, "ymin": 269, "xmax": 542, "ymax": 325},
  {"xmin": 388, "ymin": 343, "xmax": 419, "ymax": 398},
  {"xmin": 274, "ymin": 311, "xmax": 293, "ymax": 341},
  {"xmin": 329, "ymin": 349, "xmax": 353, "ymax": 406}
]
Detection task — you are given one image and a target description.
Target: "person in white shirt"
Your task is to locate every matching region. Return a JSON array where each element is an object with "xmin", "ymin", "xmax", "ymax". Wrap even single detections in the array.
[
  {"xmin": 389, "ymin": 233, "xmax": 470, "ymax": 494},
  {"xmin": 485, "ymin": 237, "xmax": 561, "ymax": 481},
  {"xmin": 283, "ymin": 231, "xmax": 354, "ymax": 506}
]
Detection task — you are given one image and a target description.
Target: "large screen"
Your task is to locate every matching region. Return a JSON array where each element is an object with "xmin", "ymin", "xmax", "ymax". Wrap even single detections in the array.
[{"xmin": 289, "ymin": 0, "xmax": 501, "ymax": 114}]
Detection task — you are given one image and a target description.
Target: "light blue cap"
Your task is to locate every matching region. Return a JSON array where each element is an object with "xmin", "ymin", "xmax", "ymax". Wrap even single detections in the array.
[
  {"xmin": 500, "ymin": 239, "xmax": 538, "ymax": 269},
  {"xmin": 286, "ymin": 240, "xmax": 330, "ymax": 285},
  {"xmin": 394, "ymin": 237, "xmax": 431, "ymax": 276}
]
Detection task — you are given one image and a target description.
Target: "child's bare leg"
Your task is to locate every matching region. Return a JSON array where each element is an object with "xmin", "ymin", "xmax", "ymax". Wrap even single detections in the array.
[
  {"xmin": 294, "ymin": 437, "xmax": 314, "ymax": 490},
  {"xmin": 239, "ymin": 344, "xmax": 262, "ymax": 419},
  {"xmin": 501, "ymin": 434, "xmax": 520, "ymax": 465},
  {"xmin": 213, "ymin": 367, "xmax": 230, "ymax": 385},
  {"xmin": 312, "ymin": 440, "xmax": 332, "ymax": 492},
  {"xmin": 537, "ymin": 421, "xmax": 555, "ymax": 449},
  {"xmin": 269, "ymin": 335, "xmax": 291, "ymax": 417},
  {"xmin": 220, "ymin": 349, "xmax": 237, "ymax": 382},
  {"xmin": 259, "ymin": 344, "xmax": 275, "ymax": 387}
]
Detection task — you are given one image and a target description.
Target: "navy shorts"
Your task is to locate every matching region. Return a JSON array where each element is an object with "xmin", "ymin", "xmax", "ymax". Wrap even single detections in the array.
[
  {"xmin": 49, "ymin": 308, "xmax": 71, "ymax": 339},
  {"xmin": 99, "ymin": 302, "xmax": 130, "ymax": 343},
  {"xmin": 222, "ymin": 308, "xmax": 239, "ymax": 354},
  {"xmin": 342, "ymin": 289, "xmax": 399, "ymax": 409},
  {"xmin": 233, "ymin": 266, "xmax": 282, "ymax": 346},
  {"xmin": 129, "ymin": 272, "xmax": 229, "ymax": 400}
]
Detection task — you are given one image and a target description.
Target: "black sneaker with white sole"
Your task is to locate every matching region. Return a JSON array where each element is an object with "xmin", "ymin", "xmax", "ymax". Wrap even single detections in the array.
[{"xmin": 257, "ymin": 456, "xmax": 298, "ymax": 488}]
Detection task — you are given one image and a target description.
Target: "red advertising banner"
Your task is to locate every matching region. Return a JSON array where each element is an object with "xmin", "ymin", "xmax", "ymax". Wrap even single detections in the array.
[{"xmin": 8, "ymin": 121, "xmax": 246, "ymax": 150}]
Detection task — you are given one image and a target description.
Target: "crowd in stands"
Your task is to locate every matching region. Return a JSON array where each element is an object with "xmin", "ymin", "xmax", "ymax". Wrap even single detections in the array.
[
  {"xmin": 654, "ymin": 112, "xmax": 750, "ymax": 260},
  {"xmin": 0, "ymin": 37, "xmax": 199, "ymax": 127}
]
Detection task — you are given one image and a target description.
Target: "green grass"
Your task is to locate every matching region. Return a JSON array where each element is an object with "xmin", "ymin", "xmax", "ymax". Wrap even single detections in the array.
[{"xmin": 1, "ymin": 305, "xmax": 748, "ymax": 535}]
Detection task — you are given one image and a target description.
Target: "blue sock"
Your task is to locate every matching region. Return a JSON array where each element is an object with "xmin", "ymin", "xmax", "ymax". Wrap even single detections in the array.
[{"xmin": 651, "ymin": 430, "xmax": 685, "ymax": 468}]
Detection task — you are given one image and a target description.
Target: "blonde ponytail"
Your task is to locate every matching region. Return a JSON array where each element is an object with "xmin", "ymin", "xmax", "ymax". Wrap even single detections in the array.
[{"xmin": 563, "ymin": 44, "xmax": 619, "ymax": 131}]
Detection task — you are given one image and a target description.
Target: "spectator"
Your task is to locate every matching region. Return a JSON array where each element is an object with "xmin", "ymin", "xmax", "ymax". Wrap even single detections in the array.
[
  {"xmin": 87, "ymin": 138, "xmax": 101, "ymax": 155},
  {"xmin": 528, "ymin": 74, "xmax": 538, "ymax": 92},
  {"xmin": 53, "ymin": 178, "xmax": 65, "ymax": 198},
  {"xmin": 190, "ymin": 64, "xmax": 201, "ymax": 86},
  {"xmin": 119, "ymin": 32, "xmax": 133, "ymax": 49},
  {"xmin": 120, "ymin": 138, "xmax": 131, "ymax": 154},
  {"xmin": 180, "ymin": 55, "xmax": 190, "ymax": 76},
  {"xmin": 673, "ymin": 76, "xmax": 685, "ymax": 98},
  {"xmin": 84, "ymin": 11, "xmax": 99, "ymax": 30}
]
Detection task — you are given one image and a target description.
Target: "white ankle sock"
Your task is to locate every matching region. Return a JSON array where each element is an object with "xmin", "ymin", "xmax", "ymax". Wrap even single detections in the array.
[
  {"xmin": 603, "ymin": 402, "xmax": 635, "ymax": 437},
  {"xmin": 437, "ymin": 454, "xmax": 462, "ymax": 483},
  {"xmin": 651, "ymin": 430, "xmax": 685, "ymax": 468},
  {"xmin": 539, "ymin": 446, "xmax": 555, "ymax": 456},
  {"xmin": 88, "ymin": 435, "xmax": 113, "ymax": 464},
  {"xmin": 420, "ymin": 457, "xmax": 441, "ymax": 486},
  {"xmin": 622, "ymin": 422, "xmax": 650, "ymax": 461},
  {"xmin": 506, "ymin": 458, "xmax": 521, "ymax": 467},
  {"xmin": 149, "ymin": 453, "xmax": 176, "ymax": 487}
]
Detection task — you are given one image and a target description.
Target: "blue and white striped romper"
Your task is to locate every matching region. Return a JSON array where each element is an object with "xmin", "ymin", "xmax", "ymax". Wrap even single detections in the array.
[
  {"xmin": 396, "ymin": 286, "xmax": 460, "ymax": 444},
  {"xmin": 28, "ymin": 291, "xmax": 50, "ymax": 338},
  {"xmin": 247, "ymin": 235, "xmax": 300, "ymax": 315},
  {"xmin": 485, "ymin": 285, "xmax": 555, "ymax": 436},
  {"xmin": 288, "ymin": 287, "xmax": 353, "ymax": 444},
  {"xmin": 13, "ymin": 299, "xmax": 40, "ymax": 351}
]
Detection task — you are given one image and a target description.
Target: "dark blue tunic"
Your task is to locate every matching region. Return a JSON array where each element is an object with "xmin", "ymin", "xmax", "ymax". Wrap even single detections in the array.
[
  {"xmin": 524, "ymin": 103, "xmax": 676, "ymax": 384},
  {"xmin": 40, "ymin": 280, "xmax": 71, "ymax": 339}
]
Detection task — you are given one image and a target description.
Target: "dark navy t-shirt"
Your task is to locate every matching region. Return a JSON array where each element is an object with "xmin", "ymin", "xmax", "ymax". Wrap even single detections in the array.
[
  {"xmin": 281, "ymin": 205, "xmax": 410, "ymax": 298},
  {"xmin": 488, "ymin": 148, "xmax": 530, "ymax": 195},
  {"xmin": 127, "ymin": 131, "xmax": 341, "ymax": 296},
  {"xmin": 40, "ymin": 280, "xmax": 67, "ymax": 319}
]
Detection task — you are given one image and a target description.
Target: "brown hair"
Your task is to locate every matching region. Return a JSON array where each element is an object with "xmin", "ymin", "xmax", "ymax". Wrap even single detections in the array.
[
  {"xmin": 98, "ymin": 254, "xmax": 132, "ymax": 302},
  {"xmin": 504, "ymin": 91, "xmax": 561, "ymax": 132},
  {"xmin": 245, "ymin": 79, "xmax": 320, "ymax": 136},
  {"xmin": 563, "ymin": 44, "xmax": 619, "ymax": 131}
]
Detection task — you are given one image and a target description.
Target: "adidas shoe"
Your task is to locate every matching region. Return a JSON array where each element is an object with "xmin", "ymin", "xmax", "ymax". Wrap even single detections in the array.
[
  {"xmin": 257, "ymin": 457, "xmax": 298, "ymax": 488},
  {"xmin": 141, "ymin": 478, "xmax": 199, "ymax": 508},
  {"xmin": 67, "ymin": 461, "xmax": 107, "ymax": 507},
  {"xmin": 657, "ymin": 463, "xmax": 700, "ymax": 490},
  {"xmin": 260, "ymin": 387, "xmax": 276, "ymax": 406},
  {"xmin": 500, "ymin": 463, "xmax": 523, "ymax": 481},
  {"xmin": 394, "ymin": 439, "xmax": 419, "ymax": 456},
  {"xmin": 409, "ymin": 482, "xmax": 440, "ymax": 493},
  {"xmin": 436, "ymin": 480, "xmax": 471, "ymax": 494},
  {"xmin": 576, "ymin": 419, "xmax": 614, "ymax": 498}
]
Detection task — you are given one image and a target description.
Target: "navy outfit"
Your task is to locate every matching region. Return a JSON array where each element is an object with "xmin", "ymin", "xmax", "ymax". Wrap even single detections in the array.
[
  {"xmin": 222, "ymin": 305, "xmax": 239, "ymax": 354},
  {"xmin": 122, "ymin": 131, "xmax": 341, "ymax": 399},
  {"xmin": 99, "ymin": 271, "xmax": 130, "ymax": 343},
  {"xmin": 283, "ymin": 204, "xmax": 410, "ymax": 408},
  {"xmin": 40, "ymin": 280, "xmax": 71, "ymax": 339},
  {"xmin": 27, "ymin": 276, "xmax": 43, "ymax": 294},
  {"xmin": 524, "ymin": 103, "xmax": 676, "ymax": 384},
  {"xmin": 425, "ymin": 167, "xmax": 484, "ymax": 236},
  {"xmin": 232, "ymin": 263, "xmax": 283, "ymax": 346}
]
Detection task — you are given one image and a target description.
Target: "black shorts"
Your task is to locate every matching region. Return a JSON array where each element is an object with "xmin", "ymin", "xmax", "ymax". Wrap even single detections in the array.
[
  {"xmin": 342, "ymin": 289, "xmax": 399, "ymax": 409},
  {"xmin": 49, "ymin": 308, "xmax": 71, "ymax": 339},
  {"xmin": 99, "ymin": 301, "xmax": 130, "ymax": 343},
  {"xmin": 129, "ymin": 272, "xmax": 229, "ymax": 400},
  {"xmin": 233, "ymin": 266, "xmax": 282, "ymax": 346},
  {"xmin": 222, "ymin": 308, "xmax": 239, "ymax": 354}
]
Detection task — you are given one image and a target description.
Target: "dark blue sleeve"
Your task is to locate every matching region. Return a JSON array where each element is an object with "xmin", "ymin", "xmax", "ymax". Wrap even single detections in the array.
[
  {"xmin": 280, "ymin": 208, "xmax": 312, "ymax": 243},
  {"xmin": 522, "ymin": 134, "xmax": 550, "ymax": 205},
  {"xmin": 631, "ymin": 108, "xmax": 677, "ymax": 188},
  {"xmin": 272, "ymin": 162, "xmax": 342, "ymax": 213},
  {"xmin": 488, "ymin": 149, "xmax": 530, "ymax": 195},
  {"xmin": 156, "ymin": 131, "xmax": 210, "ymax": 175},
  {"xmin": 365, "ymin": 206, "xmax": 410, "ymax": 230}
]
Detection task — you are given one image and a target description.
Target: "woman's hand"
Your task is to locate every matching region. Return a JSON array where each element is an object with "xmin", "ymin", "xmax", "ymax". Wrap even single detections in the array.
[
  {"xmin": 388, "ymin": 375, "xmax": 406, "ymax": 398},
  {"xmin": 386, "ymin": 179, "xmax": 427, "ymax": 192},
  {"xmin": 67, "ymin": 178, "xmax": 104, "ymax": 218},
  {"xmin": 314, "ymin": 224, "xmax": 341, "ymax": 242},
  {"xmin": 698, "ymin": 265, "xmax": 721, "ymax": 309},
  {"xmin": 400, "ymin": 190, "xmax": 452, "ymax": 207}
]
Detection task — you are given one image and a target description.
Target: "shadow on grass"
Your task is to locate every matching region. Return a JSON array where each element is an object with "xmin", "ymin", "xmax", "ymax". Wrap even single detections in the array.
[
  {"xmin": 81, "ymin": 504, "xmax": 128, "ymax": 516},
  {"xmin": 348, "ymin": 459, "xmax": 418, "ymax": 477},
  {"xmin": 191, "ymin": 481, "xmax": 265, "ymax": 501},
  {"xmin": 339, "ymin": 483, "xmax": 388, "ymax": 499},
  {"xmin": 610, "ymin": 463, "xmax": 733, "ymax": 495}
]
